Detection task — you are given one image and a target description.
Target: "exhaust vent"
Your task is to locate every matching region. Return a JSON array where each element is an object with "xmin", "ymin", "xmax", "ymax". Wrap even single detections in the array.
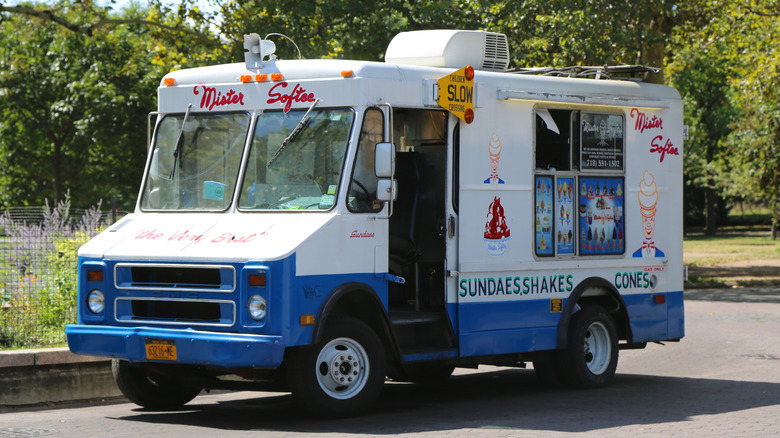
[{"xmin": 385, "ymin": 30, "xmax": 510, "ymax": 72}]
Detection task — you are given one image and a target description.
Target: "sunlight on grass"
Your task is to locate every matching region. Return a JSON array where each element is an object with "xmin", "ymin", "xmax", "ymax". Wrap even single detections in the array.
[{"xmin": 684, "ymin": 234, "xmax": 780, "ymax": 266}]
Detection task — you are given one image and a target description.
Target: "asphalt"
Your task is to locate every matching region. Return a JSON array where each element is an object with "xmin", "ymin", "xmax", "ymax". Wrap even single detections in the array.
[{"xmin": 1, "ymin": 285, "xmax": 777, "ymax": 407}]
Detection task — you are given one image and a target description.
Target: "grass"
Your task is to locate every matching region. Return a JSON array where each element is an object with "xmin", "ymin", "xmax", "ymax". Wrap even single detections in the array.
[{"xmin": 683, "ymin": 234, "xmax": 780, "ymax": 266}]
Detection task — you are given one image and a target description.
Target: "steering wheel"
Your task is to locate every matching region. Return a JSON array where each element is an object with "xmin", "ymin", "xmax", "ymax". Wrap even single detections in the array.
[{"xmin": 351, "ymin": 179, "xmax": 371, "ymax": 201}]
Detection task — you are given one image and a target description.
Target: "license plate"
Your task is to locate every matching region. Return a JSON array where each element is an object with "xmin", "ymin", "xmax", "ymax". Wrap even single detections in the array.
[{"xmin": 145, "ymin": 338, "xmax": 177, "ymax": 361}]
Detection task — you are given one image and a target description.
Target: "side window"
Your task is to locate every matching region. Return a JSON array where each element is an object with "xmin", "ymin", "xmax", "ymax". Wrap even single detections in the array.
[
  {"xmin": 534, "ymin": 108, "xmax": 625, "ymax": 257},
  {"xmin": 535, "ymin": 109, "xmax": 572, "ymax": 171},
  {"xmin": 348, "ymin": 108, "xmax": 384, "ymax": 212}
]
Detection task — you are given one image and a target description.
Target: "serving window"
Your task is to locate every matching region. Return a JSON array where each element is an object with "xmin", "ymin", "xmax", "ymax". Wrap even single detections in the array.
[{"xmin": 534, "ymin": 108, "xmax": 625, "ymax": 257}]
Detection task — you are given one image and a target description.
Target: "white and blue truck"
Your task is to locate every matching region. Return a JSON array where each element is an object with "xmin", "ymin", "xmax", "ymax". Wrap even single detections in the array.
[{"xmin": 67, "ymin": 30, "xmax": 685, "ymax": 416}]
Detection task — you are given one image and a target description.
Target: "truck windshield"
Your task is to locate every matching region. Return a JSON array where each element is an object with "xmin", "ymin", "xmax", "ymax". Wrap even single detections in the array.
[
  {"xmin": 238, "ymin": 109, "xmax": 353, "ymax": 210},
  {"xmin": 140, "ymin": 112, "xmax": 250, "ymax": 211}
]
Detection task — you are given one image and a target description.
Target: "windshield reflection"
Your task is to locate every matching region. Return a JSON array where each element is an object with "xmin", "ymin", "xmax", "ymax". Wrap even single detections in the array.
[
  {"xmin": 140, "ymin": 112, "xmax": 250, "ymax": 211},
  {"xmin": 238, "ymin": 109, "xmax": 353, "ymax": 211}
]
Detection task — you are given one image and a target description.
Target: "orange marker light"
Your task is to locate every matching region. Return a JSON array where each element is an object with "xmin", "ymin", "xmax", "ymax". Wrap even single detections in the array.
[
  {"xmin": 300, "ymin": 314, "xmax": 315, "ymax": 326},
  {"xmin": 163, "ymin": 77, "xmax": 175, "ymax": 86},
  {"xmin": 240, "ymin": 74, "xmax": 252, "ymax": 83},
  {"xmin": 341, "ymin": 70, "xmax": 354, "ymax": 78},
  {"xmin": 256, "ymin": 74, "xmax": 268, "ymax": 82},
  {"xmin": 87, "ymin": 271, "xmax": 103, "ymax": 282},
  {"xmin": 271, "ymin": 73, "xmax": 283, "ymax": 81},
  {"xmin": 464, "ymin": 65, "xmax": 475, "ymax": 81},
  {"xmin": 465, "ymin": 108, "xmax": 475, "ymax": 124},
  {"xmin": 248, "ymin": 274, "xmax": 266, "ymax": 287}
]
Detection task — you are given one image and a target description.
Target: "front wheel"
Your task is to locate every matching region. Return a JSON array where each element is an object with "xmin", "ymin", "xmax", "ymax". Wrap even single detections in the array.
[
  {"xmin": 112, "ymin": 360, "xmax": 201, "ymax": 409},
  {"xmin": 558, "ymin": 305, "xmax": 619, "ymax": 388},
  {"xmin": 286, "ymin": 316, "xmax": 386, "ymax": 417}
]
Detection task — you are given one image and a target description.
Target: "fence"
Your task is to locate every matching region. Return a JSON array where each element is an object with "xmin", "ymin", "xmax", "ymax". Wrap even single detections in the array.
[{"xmin": 0, "ymin": 200, "xmax": 125, "ymax": 349}]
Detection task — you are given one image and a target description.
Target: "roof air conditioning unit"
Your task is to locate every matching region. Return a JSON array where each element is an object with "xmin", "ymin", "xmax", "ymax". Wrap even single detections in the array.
[{"xmin": 384, "ymin": 30, "xmax": 510, "ymax": 72}]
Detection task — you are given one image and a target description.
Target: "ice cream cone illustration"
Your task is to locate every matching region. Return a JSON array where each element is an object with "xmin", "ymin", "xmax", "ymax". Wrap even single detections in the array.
[
  {"xmin": 633, "ymin": 170, "xmax": 665, "ymax": 258},
  {"xmin": 484, "ymin": 133, "xmax": 505, "ymax": 184}
]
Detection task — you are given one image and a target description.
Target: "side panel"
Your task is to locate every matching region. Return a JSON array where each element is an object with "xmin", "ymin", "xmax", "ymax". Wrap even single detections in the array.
[{"xmin": 454, "ymin": 83, "xmax": 684, "ymax": 357}]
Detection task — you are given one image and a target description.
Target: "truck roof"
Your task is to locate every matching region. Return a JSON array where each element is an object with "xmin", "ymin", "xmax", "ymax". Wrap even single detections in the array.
[{"xmin": 161, "ymin": 58, "xmax": 680, "ymax": 104}]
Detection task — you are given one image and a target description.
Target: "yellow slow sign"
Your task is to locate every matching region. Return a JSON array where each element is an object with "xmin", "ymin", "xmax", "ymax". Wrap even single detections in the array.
[{"xmin": 437, "ymin": 65, "xmax": 475, "ymax": 124}]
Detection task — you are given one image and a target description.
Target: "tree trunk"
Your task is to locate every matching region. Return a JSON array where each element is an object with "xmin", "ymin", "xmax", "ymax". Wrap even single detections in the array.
[
  {"xmin": 704, "ymin": 186, "xmax": 717, "ymax": 236},
  {"xmin": 645, "ymin": 12, "xmax": 666, "ymax": 85}
]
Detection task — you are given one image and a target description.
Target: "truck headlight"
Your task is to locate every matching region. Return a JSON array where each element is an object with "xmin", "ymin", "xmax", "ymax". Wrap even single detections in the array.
[
  {"xmin": 248, "ymin": 294, "xmax": 266, "ymax": 321},
  {"xmin": 87, "ymin": 289, "xmax": 105, "ymax": 314}
]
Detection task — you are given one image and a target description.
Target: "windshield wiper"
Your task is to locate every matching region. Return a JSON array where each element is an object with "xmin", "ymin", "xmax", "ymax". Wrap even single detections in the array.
[
  {"xmin": 267, "ymin": 98, "xmax": 320, "ymax": 167},
  {"xmin": 168, "ymin": 103, "xmax": 193, "ymax": 179}
]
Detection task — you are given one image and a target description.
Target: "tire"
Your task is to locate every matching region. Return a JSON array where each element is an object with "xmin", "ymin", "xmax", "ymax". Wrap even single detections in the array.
[
  {"xmin": 286, "ymin": 316, "xmax": 386, "ymax": 417},
  {"xmin": 558, "ymin": 305, "xmax": 619, "ymax": 388},
  {"xmin": 388, "ymin": 361, "xmax": 455, "ymax": 383},
  {"xmin": 112, "ymin": 359, "xmax": 201, "ymax": 410}
]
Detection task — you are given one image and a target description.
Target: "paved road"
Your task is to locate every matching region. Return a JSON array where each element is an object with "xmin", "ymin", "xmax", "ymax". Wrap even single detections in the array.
[{"xmin": 1, "ymin": 291, "xmax": 778, "ymax": 437}]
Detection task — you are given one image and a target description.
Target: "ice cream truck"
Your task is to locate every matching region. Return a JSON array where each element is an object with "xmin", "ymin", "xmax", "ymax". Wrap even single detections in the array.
[{"xmin": 66, "ymin": 29, "xmax": 684, "ymax": 416}]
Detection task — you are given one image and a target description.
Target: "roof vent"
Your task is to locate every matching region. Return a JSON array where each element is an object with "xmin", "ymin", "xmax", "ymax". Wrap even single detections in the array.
[{"xmin": 385, "ymin": 30, "xmax": 510, "ymax": 72}]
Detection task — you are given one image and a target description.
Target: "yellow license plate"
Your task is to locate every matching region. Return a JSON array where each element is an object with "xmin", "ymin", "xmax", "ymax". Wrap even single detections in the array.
[{"xmin": 145, "ymin": 338, "xmax": 177, "ymax": 361}]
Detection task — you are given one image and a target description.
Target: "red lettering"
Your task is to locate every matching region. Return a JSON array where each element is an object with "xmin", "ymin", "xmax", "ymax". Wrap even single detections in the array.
[
  {"xmin": 650, "ymin": 135, "xmax": 679, "ymax": 162},
  {"xmin": 210, "ymin": 232, "xmax": 259, "ymax": 244},
  {"xmin": 630, "ymin": 108, "xmax": 663, "ymax": 133},
  {"xmin": 194, "ymin": 86, "xmax": 245, "ymax": 111},
  {"xmin": 169, "ymin": 230, "xmax": 205, "ymax": 243},
  {"xmin": 267, "ymin": 82, "xmax": 317, "ymax": 113},
  {"xmin": 135, "ymin": 229, "xmax": 163, "ymax": 240}
]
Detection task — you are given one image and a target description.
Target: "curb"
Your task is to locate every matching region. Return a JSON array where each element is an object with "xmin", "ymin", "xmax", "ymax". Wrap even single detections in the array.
[{"xmin": 0, "ymin": 348, "xmax": 122, "ymax": 406}]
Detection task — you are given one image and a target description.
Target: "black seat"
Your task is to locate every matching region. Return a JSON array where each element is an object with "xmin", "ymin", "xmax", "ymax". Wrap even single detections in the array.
[{"xmin": 389, "ymin": 152, "xmax": 421, "ymax": 264}]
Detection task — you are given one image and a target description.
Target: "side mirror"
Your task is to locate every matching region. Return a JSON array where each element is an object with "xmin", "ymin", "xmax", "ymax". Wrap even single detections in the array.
[
  {"xmin": 376, "ymin": 179, "xmax": 397, "ymax": 202},
  {"xmin": 374, "ymin": 142, "xmax": 395, "ymax": 178}
]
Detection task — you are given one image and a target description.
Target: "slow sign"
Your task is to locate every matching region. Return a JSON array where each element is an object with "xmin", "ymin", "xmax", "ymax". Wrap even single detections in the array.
[{"xmin": 437, "ymin": 65, "xmax": 475, "ymax": 124}]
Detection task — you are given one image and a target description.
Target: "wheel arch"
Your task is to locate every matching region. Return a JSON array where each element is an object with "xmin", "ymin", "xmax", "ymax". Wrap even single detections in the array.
[
  {"xmin": 557, "ymin": 277, "xmax": 632, "ymax": 349},
  {"xmin": 311, "ymin": 282, "xmax": 399, "ymax": 362}
]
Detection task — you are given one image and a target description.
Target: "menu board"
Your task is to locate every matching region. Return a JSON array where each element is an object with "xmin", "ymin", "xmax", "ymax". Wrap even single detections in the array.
[
  {"xmin": 578, "ymin": 177, "xmax": 624, "ymax": 255},
  {"xmin": 535, "ymin": 176, "xmax": 554, "ymax": 256},
  {"xmin": 580, "ymin": 113, "xmax": 624, "ymax": 171},
  {"xmin": 555, "ymin": 177, "xmax": 575, "ymax": 254}
]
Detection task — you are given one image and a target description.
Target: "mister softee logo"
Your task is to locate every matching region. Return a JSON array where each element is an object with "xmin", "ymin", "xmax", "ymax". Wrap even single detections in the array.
[
  {"xmin": 194, "ymin": 86, "xmax": 245, "ymax": 111},
  {"xmin": 267, "ymin": 82, "xmax": 316, "ymax": 113}
]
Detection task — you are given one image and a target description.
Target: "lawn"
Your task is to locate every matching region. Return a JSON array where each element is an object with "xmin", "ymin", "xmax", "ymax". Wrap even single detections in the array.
[{"xmin": 684, "ymin": 233, "xmax": 780, "ymax": 266}]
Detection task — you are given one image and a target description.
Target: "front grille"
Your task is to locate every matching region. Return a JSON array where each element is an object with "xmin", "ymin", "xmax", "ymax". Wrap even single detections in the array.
[
  {"xmin": 115, "ymin": 298, "xmax": 236, "ymax": 326},
  {"xmin": 114, "ymin": 263, "xmax": 235, "ymax": 292},
  {"xmin": 112, "ymin": 263, "xmax": 238, "ymax": 327}
]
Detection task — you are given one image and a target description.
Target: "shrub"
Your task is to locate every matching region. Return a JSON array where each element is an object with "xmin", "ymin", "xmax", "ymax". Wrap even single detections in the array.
[{"xmin": 0, "ymin": 193, "xmax": 106, "ymax": 349}]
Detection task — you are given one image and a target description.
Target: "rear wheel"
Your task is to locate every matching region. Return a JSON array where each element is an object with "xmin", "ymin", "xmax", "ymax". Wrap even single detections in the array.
[
  {"xmin": 558, "ymin": 305, "xmax": 619, "ymax": 388},
  {"xmin": 287, "ymin": 316, "xmax": 386, "ymax": 417},
  {"xmin": 112, "ymin": 360, "xmax": 201, "ymax": 409}
]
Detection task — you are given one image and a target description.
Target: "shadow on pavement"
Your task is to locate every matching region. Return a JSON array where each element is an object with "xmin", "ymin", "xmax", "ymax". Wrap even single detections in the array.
[
  {"xmin": 685, "ymin": 286, "xmax": 780, "ymax": 303},
  {"xmin": 110, "ymin": 368, "xmax": 780, "ymax": 434}
]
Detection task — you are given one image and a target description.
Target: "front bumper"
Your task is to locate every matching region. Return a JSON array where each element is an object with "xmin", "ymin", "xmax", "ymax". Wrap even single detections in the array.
[{"xmin": 66, "ymin": 324, "xmax": 286, "ymax": 369}]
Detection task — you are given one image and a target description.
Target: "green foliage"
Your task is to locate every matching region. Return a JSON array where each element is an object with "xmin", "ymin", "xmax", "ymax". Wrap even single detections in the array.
[
  {"xmin": 0, "ymin": 195, "xmax": 104, "ymax": 348},
  {"xmin": 0, "ymin": 1, "xmax": 222, "ymax": 210},
  {"xmin": 0, "ymin": 0, "xmax": 778, "ymax": 225}
]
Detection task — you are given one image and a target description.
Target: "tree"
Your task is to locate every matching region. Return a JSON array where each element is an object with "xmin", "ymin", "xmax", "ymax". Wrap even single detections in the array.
[
  {"xmin": 0, "ymin": 1, "xmax": 223, "ymax": 210},
  {"xmin": 669, "ymin": 0, "xmax": 780, "ymax": 232}
]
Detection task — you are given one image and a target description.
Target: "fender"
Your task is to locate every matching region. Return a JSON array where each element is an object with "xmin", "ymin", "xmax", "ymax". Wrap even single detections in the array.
[
  {"xmin": 557, "ymin": 277, "xmax": 631, "ymax": 349},
  {"xmin": 310, "ymin": 282, "xmax": 400, "ymax": 360}
]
